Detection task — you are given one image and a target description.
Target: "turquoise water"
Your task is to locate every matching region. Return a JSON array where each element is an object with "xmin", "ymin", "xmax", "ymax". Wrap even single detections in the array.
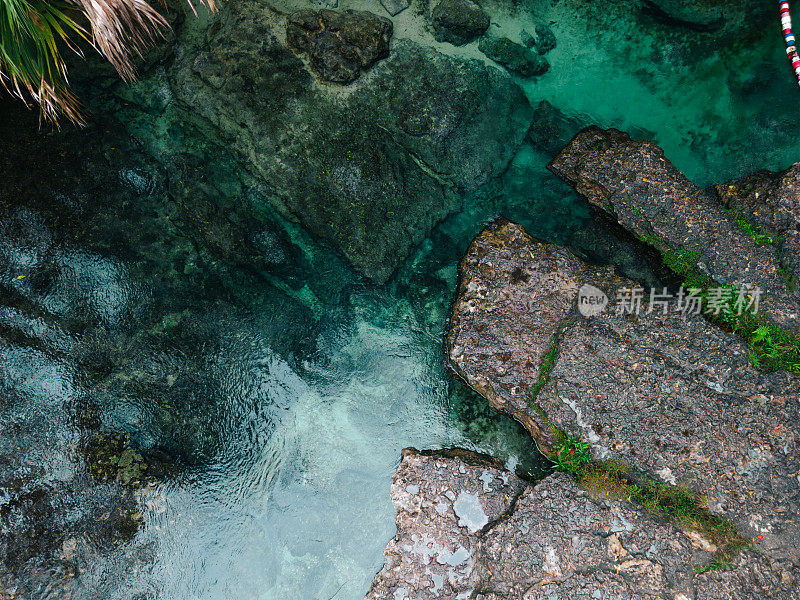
[{"xmin": 1, "ymin": 1, "xmax": 799, "ymax": 598}]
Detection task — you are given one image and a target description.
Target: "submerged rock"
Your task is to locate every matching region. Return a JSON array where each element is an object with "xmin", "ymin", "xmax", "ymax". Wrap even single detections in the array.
[
  {"xmin": 526, "ymin": 100, "xmax": 590, "ymax": 157},
  {"xmin": 478, "ymin": 36, "xmax": 549, "ymax": 77},
  {"xmin": 286, "ymin": 9, "xmax": 393, "ymax": 84},
  {"xmin": 367, "ymin": 448, "xmax": 798, "ymax": 599},
  {"xmin": 521, "ymin": 23, "xmax": 557, "ymax": 55},
  {"xmin": 548, "ymin": 126, "xmax": 800, "ymax": 333},
  {"xmin": 642, "ymin": 0, "xmax": 725, "ymax": 31},
  {"xmin": 380, "ymin": 0, "xmax": 409, "ymax": 16},
  {"xmin": 171, "ymin": 2, "xmax": 533, "ymax": 282},
  {"xmin": 431, "ymin": 0, "xmax": 490, "ymax": 46},
  {"xmin": 446, "ymin": 219, "xmax": 800, "ymax": 561},
  {"xmin": 535, "ymin": 23, "xmax": 557, "ymax": 54}
]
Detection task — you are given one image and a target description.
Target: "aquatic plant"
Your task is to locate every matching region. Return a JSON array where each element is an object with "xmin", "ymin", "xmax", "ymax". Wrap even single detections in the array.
[{"xmin": 0, "ymin": 0, "xmax": 218, "ymax": 124}]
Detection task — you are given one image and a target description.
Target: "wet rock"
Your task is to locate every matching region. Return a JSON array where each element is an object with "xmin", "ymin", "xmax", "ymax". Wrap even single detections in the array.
[
  {"xmin": 445, "ymin": 218, "xmax": 623, "ymax": 448},
  {"xmin": 365, "ymin": 448, "xmax": 525, "ymax": 599},
  {"xmin": 531, "ymin": 23, "xmax": 557, "ymax": 54},
  {"xmin": 431, "ymin": 0, "xmax": 490, "ymax": 46},
  {"xmin": 446, "ymin": 219, "xmax": 800, "ymax": 561},
  {"xmin": 172, "ymin": 3, "xmax": 533, "ymax": 282},
  {"xmin": 548, "ymin": 126, "xmax": 800, "ymax": 333},
  {"xmin": 642, "ymin": 0, "xmax": 725, "ymax": 31},
  {"xmin": 368, "ymin": 449, "xmax": 799, "ymax": 598},
  {"xmin": 286, "ymin": 9, "xmax": 393, "ymax": 84},
  {"xmin": 380, "ymin": 0, "xmax": 409, "ymax": 16},
  {"xmin": 478, "ymin": 36, "xmax": 549, "ymax": 77}
]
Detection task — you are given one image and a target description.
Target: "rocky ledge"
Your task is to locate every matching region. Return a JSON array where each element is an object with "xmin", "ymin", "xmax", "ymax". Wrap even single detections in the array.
[
  {"xmin": 548, "ymin": 126, "xmax": 800, "ymax": 334},
  {"xmin": 445, "ymin": 219, "xmax": 800, "ymax": 562},
  {"xmin": 367, "ymin": 448, "xmax": 798, "ymax": 599}
]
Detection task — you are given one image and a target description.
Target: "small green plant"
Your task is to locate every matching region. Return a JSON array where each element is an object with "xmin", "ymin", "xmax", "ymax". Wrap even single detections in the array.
[
  {"xmin": 552, "ymin": 435, "xmax": 591, "ymax": 476},
  {"xmin": 750, "ymin": 325, "xmax": 800, "ymax": 371},
  {"xmin": 779, "ymin": 262, "xmax": 797, "ymax": 292},
  {"xmin": 0, "ymin": 0, "xmax": 219, "ymax": 124},
  {"xmin": 640, "ymin": 233, "xmax": 800, "ymax": 373},
  {"xmin": 531, "ymin": 338, "xmax": 559, "ymax": 400},
  {"xmin": 582, "ymin": 464, "xmax": 744, "ymax": 549},
  {"xmin": 693, "ymin": 556, "xmax": 734, "ymax": 574},
  {"xmin": 529, "ymin": 395, "xmax": 745, "ymax": 559},
  {"xmin": 734, "ymin": 218, "xmax": 774, "ymax": 245}
]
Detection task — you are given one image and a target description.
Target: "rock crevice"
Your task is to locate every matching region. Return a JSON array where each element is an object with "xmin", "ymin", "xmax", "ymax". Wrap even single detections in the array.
[
  {"xmin": 367, "ymin": 448, "xmax": 798, "ymax": 599},
  {"xmin": 446, "ymin": 219, "xmax": 800, "ymax": 562}
]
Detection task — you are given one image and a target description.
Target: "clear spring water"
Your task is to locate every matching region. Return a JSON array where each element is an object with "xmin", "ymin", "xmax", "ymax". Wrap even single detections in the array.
[{"xmin": 1, "ymin": 1, "xmax": 799, "ymax": 599}]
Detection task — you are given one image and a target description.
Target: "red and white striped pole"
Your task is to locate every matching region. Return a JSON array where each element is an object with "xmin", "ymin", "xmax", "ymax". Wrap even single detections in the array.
[{"xmin": 780, "ymin": 1, "xmax": 800, "ymax": 86}]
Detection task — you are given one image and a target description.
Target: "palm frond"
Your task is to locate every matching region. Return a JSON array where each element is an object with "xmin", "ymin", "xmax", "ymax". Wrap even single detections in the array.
[
  {"xmin": 1, "ymin": 0, "xmax": 89, "ymax": 123},
  {"xmin": 72, "ymin": 0, "xmax": 168, "ymax": 81},
  {"xmin": 0, "ymin": 0, "xmax": 221, "ymax": 125}
]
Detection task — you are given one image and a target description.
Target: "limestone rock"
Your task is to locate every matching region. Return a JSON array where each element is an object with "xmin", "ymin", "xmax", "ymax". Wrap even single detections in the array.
[
  {"xmin": 367, "ymin": 449, "xmax": 799, "ymax": 598},
  {"xmin": 286, "ymin": 9, "xmax": 393, "ymax": 84},
  {"xmin": 446, "ymin": 219, "xmax": 800, "ymax": 561},
  {"xmin": 431, "ymin": 0, "xmax": 490, "ymax": 46},
  {"xmin": 365, "ymin": 448, "xmax": 525, "ymax": 600},
  {"xmin": 716, "ymin": 164, "xmax": 800, "ymax": 288},
  {"xmin": 548, "ymin": 126, "xmax": 800, "ymax": 333},
  {"xmin": 445, "ymin": 218, "xmax": 620, "ymax": 446}
]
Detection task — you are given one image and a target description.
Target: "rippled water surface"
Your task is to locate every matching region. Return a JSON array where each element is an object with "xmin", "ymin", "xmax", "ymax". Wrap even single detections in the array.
[{"xmin": 1, "ymin": 0, "xmax": 799, "ymax": 598}]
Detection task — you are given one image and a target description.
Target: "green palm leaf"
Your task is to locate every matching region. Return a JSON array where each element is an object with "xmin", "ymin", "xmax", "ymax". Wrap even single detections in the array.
[{"xmin": 0, "ymin": 0, "xmax": 220, "ymax": 125}]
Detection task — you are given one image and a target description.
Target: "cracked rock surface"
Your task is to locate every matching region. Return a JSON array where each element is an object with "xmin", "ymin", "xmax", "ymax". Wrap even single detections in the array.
[
  {"xmin": 446, "ymin": 219, "xmax": 800, "ymax": 561},
  {"xmin": 286, "ymin": 9, "xmax": 393, "ymax": 84},
  {"xmin": 548, "ymin": 126, "xmax": 800, "ymax": 333},
  {"xmin": 367, "ymin": 449, "xmax": 798, "ymax": 599},
  {"xmin": 716, "ymin": 164, "xmax": 800, "ymax": 289}
]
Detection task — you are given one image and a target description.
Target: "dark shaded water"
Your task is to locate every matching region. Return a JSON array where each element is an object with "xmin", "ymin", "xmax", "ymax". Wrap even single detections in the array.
[{"xmin": 1, "ymin": 0, "xmax": 798, "ymax": 598}]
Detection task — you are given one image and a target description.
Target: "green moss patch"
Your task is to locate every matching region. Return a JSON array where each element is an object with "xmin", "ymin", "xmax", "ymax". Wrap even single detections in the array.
[
  {"xmin": 579, "ymin": 460, "xmax": 747, "ymax": 566},
  {"xmin": 731, "ymin": 215, "xmax": 774, "ymax": 245},
  {"xmin": 641, "ymin": 234, "xmax": 800, "ymax": 373}
]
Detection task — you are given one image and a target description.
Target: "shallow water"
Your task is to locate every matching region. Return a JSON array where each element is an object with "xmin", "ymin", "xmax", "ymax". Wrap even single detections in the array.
[{"xmin": 2, "ymin": 1, "xmax": 799, "ymax": 599}]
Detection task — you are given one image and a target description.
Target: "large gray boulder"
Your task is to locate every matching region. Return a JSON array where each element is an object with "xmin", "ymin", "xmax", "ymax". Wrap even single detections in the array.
[
  {"xmin": 446, "ymin": 219, "xmax": 800, "ymax": 561},
  {"xmin": 169, "ymin": 1, "xmax": 532, "ymax": 282},
  {"xmin": 548, "ymin": 126, "xmax": 800, "ymax": 333},
  {"xmin": 367, "ymin": 449, "xmax": 799, "ymax": 599}
]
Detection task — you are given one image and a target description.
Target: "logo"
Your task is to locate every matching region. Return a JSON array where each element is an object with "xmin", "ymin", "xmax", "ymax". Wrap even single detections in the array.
[{"xmin": 578, "ymin": 284, "xmax": 609, "ymax": 317}]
